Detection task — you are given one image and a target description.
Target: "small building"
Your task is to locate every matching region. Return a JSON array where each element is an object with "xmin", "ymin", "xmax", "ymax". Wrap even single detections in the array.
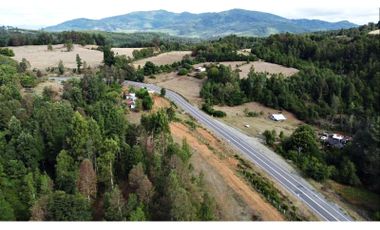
[
  {"xmin": 195, "ymin": 67, "xmax": 206, "ymax": 73},
  {"xmin": 125, "ymin": 93, "xmax": 137, "ymax": 109},
  {"xmin": 126, "ymin": 93, "xmax": 136, "ymax": 101},
  {"xmin": 270, "ymin": 114, "xmax": 286, "ymax": 121},
  {"xmin": 321, "ymin": 132, "xmax": 352, "ymax": 149}
]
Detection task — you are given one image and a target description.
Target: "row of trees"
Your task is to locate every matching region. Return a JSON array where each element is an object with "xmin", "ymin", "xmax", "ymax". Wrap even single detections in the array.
[{"xmin": 0, "ymin": 53, "xmax": 217, "ymax": 220}]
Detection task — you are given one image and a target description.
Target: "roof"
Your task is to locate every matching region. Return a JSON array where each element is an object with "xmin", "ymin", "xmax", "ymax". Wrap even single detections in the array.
[
  {"xmin": 332, "ymin": 134, "xmax": 344, "ymax": 140},
  {"xmin": 271, "ymin": 114, "xmax": 286, "ymax": 121}
]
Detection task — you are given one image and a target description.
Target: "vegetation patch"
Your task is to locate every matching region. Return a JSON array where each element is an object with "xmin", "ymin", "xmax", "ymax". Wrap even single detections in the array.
[{"xmin": 234, "ymin": 154, "xmax": 305, "ymax": 221}]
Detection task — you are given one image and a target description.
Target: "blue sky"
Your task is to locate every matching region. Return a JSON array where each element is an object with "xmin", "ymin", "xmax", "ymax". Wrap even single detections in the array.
[{"xmin": 0, "ymin": 0, "xmax": 378, "ymax": 29}]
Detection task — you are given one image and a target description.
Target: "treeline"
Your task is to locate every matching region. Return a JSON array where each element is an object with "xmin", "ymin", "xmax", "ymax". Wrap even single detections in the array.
[
  {"xmin": 0, "ymin": 54, "xmax": 217, "ymax": 220},
  {"xmin": 0, "ymin": 27, "xmax": 107, "ymax": 47},
  {"xmin": 0, "ymin": 27, "xmax": 199, "ymax": 50}
]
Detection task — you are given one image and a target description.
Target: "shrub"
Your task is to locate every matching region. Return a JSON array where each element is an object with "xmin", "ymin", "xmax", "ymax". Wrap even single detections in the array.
[
  {"xmin": 0, "ymin": 48, "xmax": 15, "ymax": 57},
  {"xmin": 201, "ymin": 103, "xmax": 226, "ymax": 117},
  {"xmin": 177, "ymin": 68, "xmax": 188, "ymax": 76}
]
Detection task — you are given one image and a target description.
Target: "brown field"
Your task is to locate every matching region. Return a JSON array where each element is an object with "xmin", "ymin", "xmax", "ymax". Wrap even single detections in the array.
[
  {"xmin": 194, "ymin": 61, "xmax": 298, "ymax": 78},
  {"xmin": 237, "ymin": 61, "xmax": 299, "ymax": 78},
  {"xmin": 238, "ymin": 49, "xmax": 252, "ymax": 55},
  {"xmin": 9, "ymin": 44, "xmax": 104, "ymax": 70},
  {"xmin": 133, "ymin": 51, "xmax": 192, "ymax": 67},
  {"xmin": 368, "ymin": 29, "xmax": 380, "ymax": 35},
  {"xmin": 170, "ymin": 122, "xmax": 285, "ymax": 220},
  {"xmin": 111, "ymin": 47, "xmax": 145, "ymax": 58},
  {"xmin": 214, "ymin": 102, "xmax": 303, "ymax": 137},
  {"xmin": 154, "ymin": 74, "xmax": 205, "ymax": 106}
]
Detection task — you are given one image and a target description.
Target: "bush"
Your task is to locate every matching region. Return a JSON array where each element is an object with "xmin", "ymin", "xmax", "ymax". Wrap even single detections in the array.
[
  {"xmin": 201, "ymin": 103, "xmax": 226, "ymax": 117},
  {"xmin": 195, "ymin": 72, "xmax": 207, "ymax": 79},
  {"xmin": 0, "ymin": 48, "xmax": 15, "ymax": 57},
  {"xmin": 177, "ymin": 68, "xmax": 188, "ymax": 76},
  {"xmin": 263, "ymin": 130, "xmax": 276, "ymax": 146},
  {"xmin": 20, "ymin": 75, "xmax": 37, "ymax": 88}
]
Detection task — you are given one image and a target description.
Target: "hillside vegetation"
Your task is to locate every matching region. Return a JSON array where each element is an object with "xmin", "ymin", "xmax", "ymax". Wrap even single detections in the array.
[
  {"xmin": 44, "ymin": 9, "xmax": 356, "ymax": 38},
  {"xmin": 0, "ymin": 53, "xmax": 218, "ymax": 221}
]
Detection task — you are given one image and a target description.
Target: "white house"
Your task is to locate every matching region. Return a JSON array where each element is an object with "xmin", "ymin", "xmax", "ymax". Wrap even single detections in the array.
[
  {"xmin": 195, "ymin": 67, "xmax": 206, "ymax": 73},
  {"xmin": 270, "ymin": 114, "xmax": 287, "ymax": 121},
  {"xmin": 125, "ymin": 93, "xmax": 137, "ymax": 109}
]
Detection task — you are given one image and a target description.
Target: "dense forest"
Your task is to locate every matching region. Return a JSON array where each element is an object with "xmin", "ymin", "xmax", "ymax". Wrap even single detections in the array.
[
  {"xmin": 199, "ymin": 23, "xmax": 380, "ymax": 216},
  {"xmin": 0, "ymin": 53, "xmax": 216, "ymax": 220},
  {"xmin": 0, "ymin": 26, "xmax": 198, "ymax": 50}
]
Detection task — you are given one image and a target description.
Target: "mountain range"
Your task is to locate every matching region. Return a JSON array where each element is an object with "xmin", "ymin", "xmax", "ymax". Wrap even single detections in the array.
[{"xmin": 45, "ymin": 9, "xmax": 357, "ymax": 38}]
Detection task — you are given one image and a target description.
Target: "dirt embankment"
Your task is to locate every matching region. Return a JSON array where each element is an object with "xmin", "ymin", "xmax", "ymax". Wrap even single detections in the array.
[{"xmin": 170, "ymin": 122, "xmax": 285, "ymax": 221}]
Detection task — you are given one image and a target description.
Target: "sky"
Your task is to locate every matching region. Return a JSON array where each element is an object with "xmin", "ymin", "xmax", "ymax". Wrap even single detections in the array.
[{"xmin": 0, "ymin": 0, "xmax": 378, "ymax": 29}]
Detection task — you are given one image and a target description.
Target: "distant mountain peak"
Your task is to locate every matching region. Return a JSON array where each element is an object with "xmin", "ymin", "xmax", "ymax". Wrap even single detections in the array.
[{"xmin": 45, "ymin": 9, "xmax": 357, "ymax": 38}]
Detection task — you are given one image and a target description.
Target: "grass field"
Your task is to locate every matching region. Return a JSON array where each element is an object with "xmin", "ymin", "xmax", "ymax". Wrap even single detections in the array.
[
  {"xmin": 10, "ymin": 44, "xmax": 103, "ymax": 70},
  {"xmin": 214, "ymin": 102, "xmax": 303, "ymax": 138},
  {"xmin": 237, "ymin": 61, "xmax": 299, "ymax": 78},
  {"xmin": 133, "ymin": 51, "xmax": 191, "ymax": 67}
]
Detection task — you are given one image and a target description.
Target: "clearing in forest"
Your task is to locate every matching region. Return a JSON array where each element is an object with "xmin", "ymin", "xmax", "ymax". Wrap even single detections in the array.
[{"xmin": 133, "ymin": 51, "xmax": 192, "ymax": 67}]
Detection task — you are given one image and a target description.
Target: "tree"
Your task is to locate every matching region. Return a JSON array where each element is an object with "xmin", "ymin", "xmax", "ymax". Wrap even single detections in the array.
[
  {"xmin": 143, "ymin": 61, "xmax": 156, "ymax": 75},
  {"xmin": 55, "ymin": 150, "xmax": 77, "ymax": 194},
  {"xmin": 165, "ymin": 171, "xmax": 197, "ymax": 220},
  {"xmin": 47, "ymin": 43, "xmax": 53, "ymax": 51},
  {"xmin": 337, "ymin": 158, "xmax": 360, "ymax": 186},
  {"xmin": 66, "ymin": 111, "xmax": 90, "ymax": 160},
  {"xmin": 142, "ymin": 95, "xmax": 153, "ymax": 110},
  {"xmin": 129, "ymin": 204, "xmax": 146, "ymax": 221},
  {"xmin": 103, "ymin": 186, "xmax": 126, "ymax": 221},
  {"xmin": 198, "ymin": 193, "xmax": 216, "ymax": 220},
  {"xmin": 263, "ymin": 130, "xmax": 276, "ymax": 146},
  {"xmin": 141, "ymin": 109, "xmax": 170, "ymax": 137},
  {"xmin": 76, "ymin": 54, "xmax": 82, "ymax": 74},
  {"xmin": 16, "ymin": 131, "xmax": 43, "ymax": 169},
  {"xmin": 58, "ymin": 60, "xmax": 64, "ymax": 75},
  {"xmin": 0, "ymin": 47, "xmax": 15, "ymax": 57},
  {"xmin": 0, "ymin": 193, "xmax": 15, "ymax": 220},
  {"xmin": 160, "ymin": 88, "xmax": 166, "ymax": 97},
  {"xmin": 77, "ymin": 159, "xmax": 97, "ymax": 201},
  {"xmin": 103, "ymin": 46, "xmax": 115, "ymax": 66},
  {"xmin": 128, "ymin": 163, "xmax": 154, "ymax": 205},
  {"xmin": 46, "ymin": 191, "xmax": 91, "ymax": 221},
  {"xmin": 97, "ymin": 138, "xmax": 118, "ymax": 190},
  {"xmin": 64, "ymin": 40, "xmax": 73, "ymax": 52},
  {"xmin": 18, "ymin": 58, "xmax": 30, "ymax": 72}
]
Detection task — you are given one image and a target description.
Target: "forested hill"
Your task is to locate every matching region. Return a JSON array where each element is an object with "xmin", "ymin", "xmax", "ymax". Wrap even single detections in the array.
[{"xmin": 44, "ymin": 9, "xmax": 357, "ymax": 38}]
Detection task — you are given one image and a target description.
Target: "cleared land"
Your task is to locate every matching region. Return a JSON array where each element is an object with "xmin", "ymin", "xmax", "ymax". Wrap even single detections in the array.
[
  {"xmin": 237, "ymin": 61, "xmax": 299, "ymax": 78},
  {"xmin": 194, "ymin": 61, "xmax": 299, "ymax": 78},
  {"xmin": 214, "ymin": 102, "xmax": 302, "ymax": 137},
  {"xmin": 133, "ymin": 51, "xmax": 191, "ymax": 67},
  {"xmin": 368, "ymin": 29, "xmax": 380, "ymax": 35},
  {"xmin": 9, "ymin": 44, "xmax": 103, "ymax": 70},
  {"xmin": 154, "ymin": 74, "xmax": 205, "ymax": 106},
  {"xmin": 111, "ymin": 47, "xmax": 144, "ymax": 58}
]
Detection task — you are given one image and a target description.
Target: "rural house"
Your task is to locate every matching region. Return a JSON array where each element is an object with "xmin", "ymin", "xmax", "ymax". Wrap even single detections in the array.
[{"xmin": 270, "ymin": 114, "xmax": 286, "ymax": 121}]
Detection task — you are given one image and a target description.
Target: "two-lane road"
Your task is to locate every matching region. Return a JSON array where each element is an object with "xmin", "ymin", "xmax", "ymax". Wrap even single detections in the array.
[{"xmin": 125, "ymin": 81, "xmax": 352, "ymax": 221}]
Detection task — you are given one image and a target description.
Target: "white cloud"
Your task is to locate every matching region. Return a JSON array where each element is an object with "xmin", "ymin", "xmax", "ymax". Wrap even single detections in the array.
[{"xmin": 0, "ymin": 0, "xmax": 378, "ymax": 28}]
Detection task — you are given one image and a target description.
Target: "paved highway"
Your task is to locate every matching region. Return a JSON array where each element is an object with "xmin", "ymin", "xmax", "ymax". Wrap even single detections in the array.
[{"xmin": 125, "ymin": 81, "xmax": 352, "ymax": 221}]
